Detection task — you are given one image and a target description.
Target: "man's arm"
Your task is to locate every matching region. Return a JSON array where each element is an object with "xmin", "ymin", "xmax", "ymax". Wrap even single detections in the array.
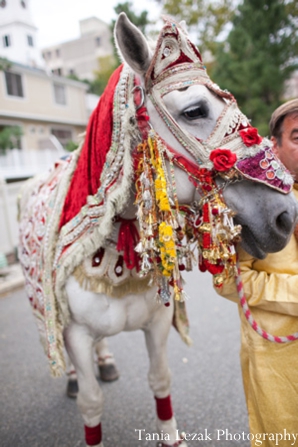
[{"xmin": 215, "ymin": 243, "xmax": 298, "ymax": 317}]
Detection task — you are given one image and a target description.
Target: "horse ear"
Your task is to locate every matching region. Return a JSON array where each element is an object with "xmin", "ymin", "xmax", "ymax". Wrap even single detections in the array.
[
  {"xmin": 114, "ymin": 12, "xmax": 152, "ymax": 76},
  {"xmin": 179, "ymin": 20, "xmax": 188, "ymax": 32}
]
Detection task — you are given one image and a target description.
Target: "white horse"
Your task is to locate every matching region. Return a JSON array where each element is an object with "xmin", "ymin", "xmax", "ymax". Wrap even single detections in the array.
[{"xmin": 18, "ymin": 14, "xmax": 297, "ymax": 447}]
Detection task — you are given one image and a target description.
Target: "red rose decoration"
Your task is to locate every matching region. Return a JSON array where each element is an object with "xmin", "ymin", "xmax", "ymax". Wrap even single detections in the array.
[
  {"xmin": 239, "ymin": 127, "xmax": 263, "ymax": 147},
  {"xmin": 210, "ymin": 149, "xmax": 237, "ymax": 172}
]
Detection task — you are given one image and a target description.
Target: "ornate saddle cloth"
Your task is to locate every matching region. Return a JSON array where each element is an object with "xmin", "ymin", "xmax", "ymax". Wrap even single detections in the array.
[{"xmin": 18, "ymin": 155, "xmax": 190, "ymax": 377}]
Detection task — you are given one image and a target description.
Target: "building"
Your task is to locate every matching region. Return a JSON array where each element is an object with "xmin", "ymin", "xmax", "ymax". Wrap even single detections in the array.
[
  {"xmin": 0, "ymin": 61, "xmax": 89, "ymax": 150},
  {"xmin": 0, "ymin": 62, "xmax": 90, "ymax": 261},
  {"xmin": 0, "ymin": 0, "xmax": 44, "ymax": 68},
  {"xmin": 42, "ymin": 17, "xmax": 114, "ymax": 80},
  {"xmin": 0, "ymin": 0, "xmax": 97, "ymax": 151},
  {"xmin": 0, "ymin": 1, "xmax": 102, "ymax": 261}
]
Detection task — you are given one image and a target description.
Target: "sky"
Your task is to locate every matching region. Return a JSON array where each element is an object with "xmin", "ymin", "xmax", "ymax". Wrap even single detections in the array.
[{"xmin": 30, "ymin": 0, "xmax": 162, "ymax": 48}]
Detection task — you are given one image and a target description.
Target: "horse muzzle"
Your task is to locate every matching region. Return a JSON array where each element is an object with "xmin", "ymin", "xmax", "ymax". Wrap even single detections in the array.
[{"xmin": 236, "ymin": 193, "xmax": 298, "ymax": 259}]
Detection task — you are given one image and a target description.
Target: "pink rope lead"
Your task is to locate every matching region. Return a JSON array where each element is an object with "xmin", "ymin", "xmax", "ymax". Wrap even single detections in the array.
[{"xmin": 235, "ymin": 260, "xmax": 298, "ymax": 343}]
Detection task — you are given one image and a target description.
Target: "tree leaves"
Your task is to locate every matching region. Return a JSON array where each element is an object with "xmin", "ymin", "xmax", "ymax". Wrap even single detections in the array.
[
  {"xmin": 211, "ymin": 0, "xmax": 298, "ymax": 136},
  {"xmin": 156, "ymin": 0, "xmax": 235, "ymax": 53},
  {"xmin": 0, "ymin": 126, "xmax": 23, "ymax": 152}
]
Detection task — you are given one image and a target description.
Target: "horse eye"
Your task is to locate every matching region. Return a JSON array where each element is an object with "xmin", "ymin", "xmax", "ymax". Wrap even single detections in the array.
[{"xmin": 183, "ymin": 105, "xmax": 208, "ymax": 120}]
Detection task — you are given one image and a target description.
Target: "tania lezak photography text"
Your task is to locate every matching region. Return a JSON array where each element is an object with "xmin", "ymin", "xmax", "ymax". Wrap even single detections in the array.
[{"xmin": 134, "ymin": 428, "xmax": 298, "ymax": 446}]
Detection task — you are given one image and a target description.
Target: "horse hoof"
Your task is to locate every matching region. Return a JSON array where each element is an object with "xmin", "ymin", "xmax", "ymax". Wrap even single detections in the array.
[
  {"xmin": 98, "ymin": 363, "xmax": 119, "ymax": 382},
  {"xmin": 66, "ymin": 379, "xmax": 78, "ymax": 398}
]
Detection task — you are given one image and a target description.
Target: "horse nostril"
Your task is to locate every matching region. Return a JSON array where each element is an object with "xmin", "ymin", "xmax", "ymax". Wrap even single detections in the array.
[{"xmin": 276, "ymin": 211, "xmax": 293, "ymax": 234}]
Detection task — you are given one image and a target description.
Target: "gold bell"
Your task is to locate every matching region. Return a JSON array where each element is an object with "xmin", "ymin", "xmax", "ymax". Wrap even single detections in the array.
[
  {"xmin": 214, "ymin": 274, "xmax": 224, "ymax": 287},
  {"xmin": 199, "ymin": 223, "xmax": 211, "ymax": 233},
  {"xmin": 203, "ymin": 250, "xmax": 210, "ymax": 259}
]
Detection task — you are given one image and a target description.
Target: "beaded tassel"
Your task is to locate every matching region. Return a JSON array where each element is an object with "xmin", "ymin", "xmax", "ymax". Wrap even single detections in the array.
[
  {"xmin": 135, "ymin": 130, "xmax": 185, "ymax": 304},
  {"xmin": 197, "ymin": 191, "xmax": 241, "ymax": 287}
]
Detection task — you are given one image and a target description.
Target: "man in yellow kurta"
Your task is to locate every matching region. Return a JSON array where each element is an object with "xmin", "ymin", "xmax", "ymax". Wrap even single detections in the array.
[{"xmin": 216, "ymin": 99, "xmax": 298, "ymax": 442}]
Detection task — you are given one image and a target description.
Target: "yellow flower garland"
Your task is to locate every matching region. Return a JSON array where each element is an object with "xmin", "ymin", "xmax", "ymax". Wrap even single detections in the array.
[{"xmin": 148, "ymin": 135, "xmax": 177, "ymax": 275}]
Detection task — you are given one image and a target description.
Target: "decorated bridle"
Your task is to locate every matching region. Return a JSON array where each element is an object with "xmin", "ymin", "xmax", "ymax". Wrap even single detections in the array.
[{"xmin": 131, "ymin": 17, "xmax": 298, "ymax": 343}]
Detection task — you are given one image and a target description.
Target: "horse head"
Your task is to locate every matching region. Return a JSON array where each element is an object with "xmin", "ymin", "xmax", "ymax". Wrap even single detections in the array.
[{"xmin": 115, "ymin": 13, "xmax": 297, "ymax": 265}]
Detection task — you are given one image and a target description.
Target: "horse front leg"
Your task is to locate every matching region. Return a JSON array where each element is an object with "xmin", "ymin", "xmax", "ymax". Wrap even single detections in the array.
[
  {"xmin": 64, "ymin": 322, "xmax": 104, "ymax": 447},
  {"xmin": 144, "ymin": 304, "xmax": 187, "ymax": 447},
  {"xmin": 65, "ymin": 337, "xmax": 119, "ymax": 398}
]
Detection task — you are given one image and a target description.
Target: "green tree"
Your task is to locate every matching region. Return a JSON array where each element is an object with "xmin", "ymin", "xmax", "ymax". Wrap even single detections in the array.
[
  {"xmin": 89, "ymin": 55, "xmax": 118, "ymax": 96},
  {"xmin": 211, "ymin": 0, "xmax": 298, "ymax": 136},
  {"xmin": 0, "ymin": 126, "xmax": 23, "ymax": 153},
  {"xmin": 113, "ymin": 1, "xmax": 150, "ymax": 34},
  {"xmin": 65, "ymin": 140, "xmax": 79, "ymax": 152},
  {"xmin": 155, "ymin": 0, "xmax": 235, "ymax": 53},
  {"xmin": 0, "ymin": 57, "xmax": 11, "ymax": 71}
]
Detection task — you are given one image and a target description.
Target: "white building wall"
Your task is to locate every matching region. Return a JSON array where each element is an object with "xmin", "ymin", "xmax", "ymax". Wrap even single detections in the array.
[
  {"xmin": 0, "ymin": 22, "xmax": 43, "ymax": 67},
  {"xmin": 42, "ymin": 17, "xmax": 113, "ymax": 80},
  {"xmin": 0, "ymin": 0, "xmax": 44, "ymax": 67},
  {"xmin": 0, "ymin": 62, "xmax": 88, "ymax": 151}
]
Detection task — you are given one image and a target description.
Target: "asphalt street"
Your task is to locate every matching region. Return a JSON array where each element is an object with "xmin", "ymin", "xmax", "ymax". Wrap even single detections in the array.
[{"xmin": 0, "ymin": 269, "xmax": 249, "ymax": 447}]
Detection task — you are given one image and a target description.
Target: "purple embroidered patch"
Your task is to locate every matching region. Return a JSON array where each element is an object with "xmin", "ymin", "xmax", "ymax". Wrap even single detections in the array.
[{"xmin": 235, "ymin": 147, "xmax": 293, "ymax": 194}]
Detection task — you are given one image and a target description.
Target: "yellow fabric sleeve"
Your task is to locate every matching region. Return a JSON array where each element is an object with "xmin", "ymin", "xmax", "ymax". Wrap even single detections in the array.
[{"xmin": 215, "ymin": 242, "xmax": 298, "ymax": 317}]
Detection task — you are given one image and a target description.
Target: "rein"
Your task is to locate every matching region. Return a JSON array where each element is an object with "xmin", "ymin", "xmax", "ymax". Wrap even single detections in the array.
[{"xmin": 133, "ymin": 82, "xmax": 298, "ymax": 344}]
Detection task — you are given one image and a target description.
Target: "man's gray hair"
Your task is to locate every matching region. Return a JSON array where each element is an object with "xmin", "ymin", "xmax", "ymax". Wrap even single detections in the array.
[{"xmin": 269, "ymin": 99, "xmax": 298, "ymax": 142}]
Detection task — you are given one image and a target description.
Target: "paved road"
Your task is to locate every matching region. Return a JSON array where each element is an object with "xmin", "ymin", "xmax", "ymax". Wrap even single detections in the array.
[{"xmin": 0, "ymin": 270, "xmax": 250, "ymax": 447}]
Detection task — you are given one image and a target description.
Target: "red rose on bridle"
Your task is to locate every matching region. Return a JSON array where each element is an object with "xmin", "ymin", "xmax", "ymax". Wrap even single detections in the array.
[
  {"xmin": 210, "ymin": 148, "xmax": 237, "ymax": 172},
  {"xmin": 239, "ymin": 127, "xmax": 263, "ymax": 147}
]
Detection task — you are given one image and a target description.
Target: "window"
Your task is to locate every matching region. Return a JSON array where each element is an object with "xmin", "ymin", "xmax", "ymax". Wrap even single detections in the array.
[
  {"xmin": 53, "ymin": 83, "xmax": 66, "ymax": 105},
  {"xmin": 27, "ymin": 35, "xmax": 34, "ymax": 47},
  {"xmin": 52, "ymin": 68, "xmax": 62, "ymax": 76},
  {"xmin": 5, "ymin": 72, "xmax": 24, "ymax": 97},
  {"xmin": 95, "ymin": 36, "xmax": 101, "ymax": 47},
  {"xmin": 21, "ymin": 1, "xmax": 26, "ymax": 7},
  {"xmin": 0, "ymin": 1, "xmax": 7, "ymax": 8},
  {"xmin": 55, "ymin": 49, "xmax": 60, "ymax": 58},
  {"xmin": 46, "ymin": 51, "xmax": 51, "ymax": 59},
  {"xmin": 51, "ymin": 128, "xmax": 72, "ymax": 146},
  {"xmin": 3, "ymin": 35, "xmax": 11, "ymax": 48}
]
